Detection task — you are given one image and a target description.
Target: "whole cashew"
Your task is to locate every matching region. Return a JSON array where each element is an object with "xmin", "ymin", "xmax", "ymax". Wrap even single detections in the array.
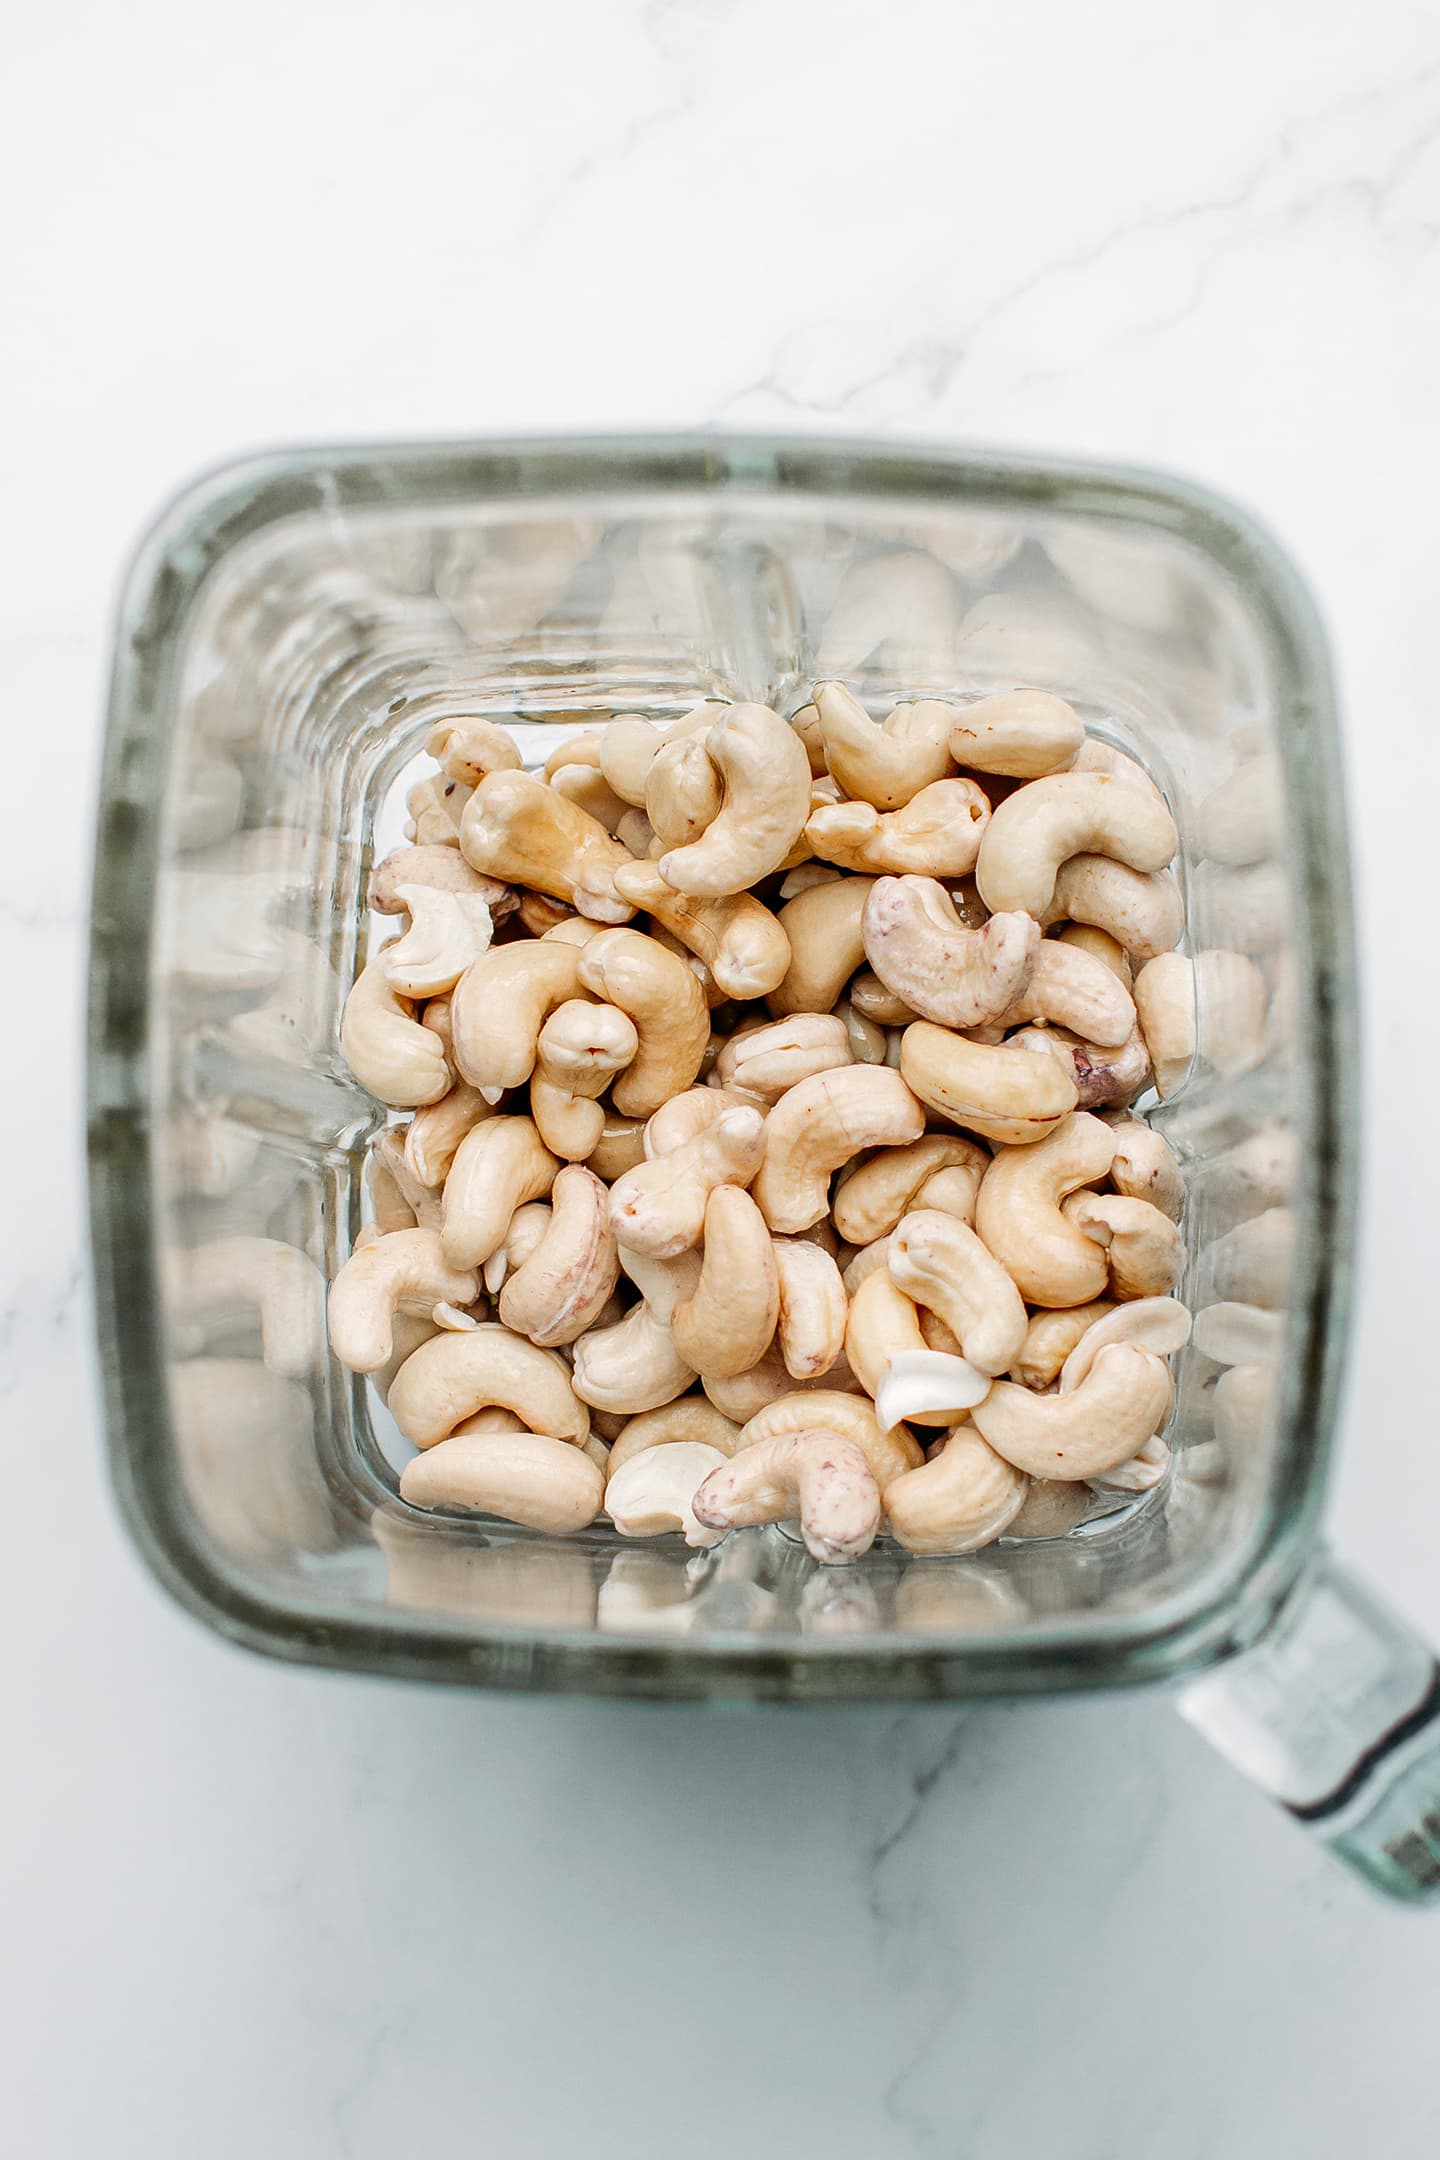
[
  {"xmin": 860, "ymin": 876, "xmax": 1040, "ymax": 1031},
  {"xmin": 693, "ymin": 1430, "xmax": 881, "ymax": 1564},
  {"xmin": 616, "ymin": 1246, "xmax": 701, "ymax": 1322},
  {"xmin": 737, "ymin": 1389, "xmax": 923, "ymax": 1494},
  {"xmin": 643, "ymin": 1085, "xmax": 745, "ymax": 1158},
  {"xmin": 530, "ymin": 999, "xmax": 639, "ymax": 1159},
  {"xmin": 1041, "ymin": 855, "xmax": 1183, "ymax": 964},
  {"xmin": 974, "ymin": 1111, "xmax": 1117, "ymax": 1305},
  {"xmin": 1192, "ymin": 1301, "xmax": 1284, "ymax": 1366},
  {"xmin": 899, "ymin": 1022, "xmax": 1078, "ymax": 1146},
  {"xmin": 1108, "ymin": 1118, "xmax": 1185, "ymax": 1220},
  {"xmin": 947, "ymin": 688, "xmax": 1085, "ymax": 778},
  {"xmin": 425, "ymin": 715, "xmax": 524, "ymax": 786},
  {"xmin": 576, "ymin": 927, "xmax": 711, "ymax": 1116},
  {"xmin": 832, "ymin": 1134, "xmax": 989, "ymax": 1247},
  {"xmin": 885, "ymin": 1426, "xmax": 1029, "ymax": 1555},
  {"xmin": 1010, "ymin": 1022, "xmax": 1152, "ymax": 1113},
  {"xmin": 382, "ymin": 886, "xmax": 494, "ymax": 997},
  {"xmin": 1132, "ymin": 951, "xmax": 1194, "ymax": 1096},
  {"xmin": 1059, "ymin": 1295, "xmax": 1192, "ymax": 1391},
  {"xmin": 603, "ymin": 1441, "xmax": 728, "ymax": 1544},
  {"xmin": 388, "ymin": 1323, "xmax": 589, "ymax": 1448},
  {"xmin": 441, "ymin": 1115, "xmax": 560, "ymax": 1269},
  {"xmin": 404, "ymin": 1082, "xmax": 495, "ymax": 1188},
  {"xmin": 812, "ymin": 682, "xmax": 954, "ymax": 809},
  {"xmin": 570, "ymin": 1303, "xmax": 697, "ymax": 1415},
  {"xmin": 611, "ymin": 858, "xmax": 792, "ymax": 1002},
  {"xmin": 644, "ymin": 733, "xmax": 723, "ymax": 846},
  {"xmin": 671, "ymin": 1186, "xmax": 780, "ymax": 1377},
  {"xmin": 400, "ymin": 1431, "xmax": 604, "ymax": 1534},
  {"xmin": 1062, "ymin": 1191, "xmax": 1186, "ymax": 1299},
  {"xmin": 975, "ymin": 773, "xmax": 1178, "ymax": 916},
  {"xmin": 1010, "ymin": 1301, "xmax": 1115, "ymax": 1390},
  {"xmin": 1195, "ymin": 948, "xmax": 1269, "ymax": 1078},
  {"xmin": 609, "ymin": 1104, "xmax": 767, "ymax": 1257},
  {"xmin": 768, "ymin": 875, "xmax": 876, "ymax": 1017},
  {"xmin": 606, "ymin": 1396, "xmax": 742, "ymax": 1476},
  {"xmin": 172, "ymin": 1235, "xmax": 326, "ymax": 1379},
  {"xmin": 406, "ymin": 773, "xmax": 472, "ymax": 847},
  {"xmin": 844, "ymin": 1270, "xmax": 954, "ymax": 1428},
  {"xmin": 341, "ymin": 949, "xmax": 451, "ymax": 1108},
  {"xmin": 713, "ymin": 1013, "xmax": 853, "ymax": 1104},
  {"xmin": 450, "ymin": 938, "xmax": 585, "ymax": 1097},
  {"xmin": 369, "ymin": 844, "xmax": 516, "ymax": 921},
  {"xmin": 772, "ymin": 1239, "xmax": 848, "ymax": 1380},
  {"xmin": 806, "ymin": 778, "xmax": 991, "ymax": 878},
  {"xmin": 497, "ymin": 1165, "xmax": 620, "ymax": 1346},
  {"xmin": 598, "ymin": 717, "xmax": 667, "ymax": 806},
  {"xmin": 656, "ymin": 704, "xmax": 812, "ymax": 896},
  {"xmin": 460, "ymin": 770, "xmax": 636, "ymax": 923},
  {"xmin": 1056, "ymin": 922, "xmax": 1133, "ymax": 985},
  {"xmin": 994, "ymin": 938, "xmax": 1137, "ymax": 1047},
  {"xmin": 888, "ymin": 1209, "xmax": 1029, "ymax": 1376},
  {"xmin": 752, "ymin": 1066, "xmax": 925, "ymax": 1234},
  {"xmin": 970, "ymin": 1343, "xmax": 1172, "ymax": 1479},
  {"xmin": 328, "ymin": 1226, "xmax": 479, "ymax": 1376},
  {"xmin": 587, "ymin": 1112, "xmax": 649, "ymax": 1183}
]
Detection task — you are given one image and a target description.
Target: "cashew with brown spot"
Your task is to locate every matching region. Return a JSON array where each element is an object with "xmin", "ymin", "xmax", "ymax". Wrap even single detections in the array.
[
  {"xmin": 1059, "ymin": 1296, "xmax": 1192, "ymax": 1391},
  {"xmin": 369, "ymin": 845, "xmax": 516, "ymax": 921},
  {"xmin": 899, "ymin": 1022, "xmax": 1078, "ymax": 1147},
  {"xmin": 767, "ymin": 875, "xmax": 876, "ymax": 1017},
  {"xmin": 806, "ymin": 777, "xmax": 991, "ymax": 877},
  {"xmin": 611, "ymin": 858, "xmax": 792, "ymax": 1002},
  {"xmin": 671, "ymin": 1186, "xmax": 779, "ymax": 1378},
  {"xmin": 609, "ymin": 1104, "xmax": 767, "ymax": 1257},
  {"xmin": 1009, "ymin": 1022, "xmax": 1151, "ymax": 1112},
  {"xmin": 947, "ymin": 688, "xmax": 1084, "ymax": 778},
  {"xmin": 460, "ymin": 769, "xmax": 636, "ymax": 923},
  {"xmin": 388, "ymin": 1322, "xmax": 588, "ymax": 1447},
  {"xmin": 753, "ymin": 1065, "xmax": 924, "ymax": 1234},
  {"xmin": 812, "ymin": 682, "xmax": 954, "ymax": 810},
  {"xmin": 341, "ymin": 949, "xmax": 451, "ymax": 1107},
  {"xmin": 441, "ymin": 1115, "xmax": 560, "ymax": 1269},
  {"xmin": 530, "ymin": 999, "xmax": 639, "ymax": 1159},
  {"xmin": 974, "ymin": 1111, "xmax": 1117, "ymax": 1306},
  {"xmin": 576, "ymin": 926, "xmax": 711, "ymax": 1116},
  {"xmin": 714, "ymin": 1013, "xmax": 853, "ymax": 1104},
  {"xmin": 654, "ymin": 704, "xmax": 812, "ymax": 896},
  {"xmin": 771, "ymin": 1239, "xmax": 848, "ymax": 1380},
  {"xmin": 1062, "ymin": 1192, "xmax": 1186, "ymax": 1299},
  {"xmin": 693, "ymin": 1430, "xmax": 881, "ymax": 1564},
  {"xmin": 885, "ymin": 1426, "xmax": 1029, "ymax": 1554},
  {"xmin": 861, "ymin": 875, "xmax": 1040, "ymax": 1031},
  {"xmin": 400, "ymin": 1432, "xmax": 604, "ymax": 1534},
  {"xmin": 570, "ymin": 1303, "xmax": 697, "ymax": 1415},
  {"xmin": 970, "ymin": 1344, "xmax": 1172, "ymax": 1479},
  {"xmin": 496, "ymin": 1165, "xmax": 619, "ymax": 1347},
  {"xmin": 976, "ymin": 772, "xmax": 1178, "ymax": 916},
  {"xmin": 1108, "ymin": 1119, "xmax": 1185, "ymax": 1220},
  {"xmin": 407, "ymin": 773, "xmax": 473, "ymax": 847}
]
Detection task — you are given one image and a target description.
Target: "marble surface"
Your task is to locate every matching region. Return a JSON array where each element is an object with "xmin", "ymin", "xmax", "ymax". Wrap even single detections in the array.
[{"xmin": 6, "ymin": 1, "xmax": 1440, "ymax": 2152}]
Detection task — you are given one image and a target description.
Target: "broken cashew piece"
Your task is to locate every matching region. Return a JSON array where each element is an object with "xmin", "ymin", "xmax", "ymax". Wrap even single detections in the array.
[
  {"xmin": 341, "ymin": 948, "xmax": 451, "ymax": 1107},
  {"xmin": 657, "ymin": 703, "xmax": 812, "ymax": 896},
  {"xmin": 753, "ymin": 1065, "xmax": 924, "ymax": 1235},
  {"xmin": 805, "ymin": 778, "xmax": 991, "ymax": 877},
  {"xmin": 530, "ymin": 999, "xmax": 639, "ymax": 1160},
  {"xmin": 861, "ymin": 875, "xmax": 1040, "ymax": 1031},
  {"xmin": 888, "ymin": 1209, "xmax": 1029, "ymax": 1376},
  {"xmin": 885, "ymin": 1426, "xmax": 1029, "ymax": 1555},
  {"xmin": 772, "ymin": 1239, "xmax": 848, "ymax": 1380},
  {"xmin": 609, "ymin": 1104, "xmax": 767, "ymax": 1258},
  {"xmin": 497, "ymin": 1164, "xmax": 620, "ymax": 1347},
  {"xmin": 460, "ymin": 769, "xmax": 636, "ymax": 924},
  {"xmin": 388, "ymin": 1323, "xmax": 589, "ymax": 1448},
  {"xmin": 383, "ymin": 885, "xmax": 494, "ymax": 997},
  {"xmin": 576, "ymin": 927, "xmax": 711, "ymax": 1117},
  {"xmin": 844, "ymin": 1270, "xmax": 955, "ymax": 1430},
  {"xmin": 1062, "ymin": 1192, "xmax": 1187, "ymax": 1300},
  {"xmin": 441, "ymin": 1115, "xmax": 560, "ymax": 1269},
  {"xmin": 947, "ymin": 688, "xmax": 1084, "ymax": 778},
  {"xmin": 974, "ymin": 1111, "xmax": 1117, "ymax": 1306},
  {"xmin": 971, "ymin": 1343, "xmax": 1172, "ymax": 1479},
  {"xmin": 873, "ymin": 1352, "xmax": 993, "ymax": 1435},
  {"xmin": 900, "ymin": 1023, "xmax": 1078, "ymax": 1147},
  {"xmin": 604, "ymin": 1442, "xmax": 728, "ymax": 1545},
  {"xmin": 328, "ymin": 1227, "xmax": 479, "ymax": 1374},
  {"xmin": 671, "ymin": 1186, "xmax": 780, "ymax": 1378},
  {"xmin": 812, "ymin": 682, "xmax": 954, "ymax": 810},
  {"xmin": 976, "ymin": 772, "xmax": 1178, "ymax": 916},
  {"xmin": 400, "ymin": 1432, "xmax": 604, "ymax": 1534}
]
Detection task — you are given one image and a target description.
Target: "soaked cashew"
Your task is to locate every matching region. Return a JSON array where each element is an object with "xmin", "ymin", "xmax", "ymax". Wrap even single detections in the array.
[
  {"xmin": 971, "ymin": 1344, "xmax": 1172, "ymax": 1480},
  {"xmin": 900, "ymin": 1023, "xmax": 1078, "ymax": 1147},
  {"xmin": 341, "ymin": 949, "xmax": 451, "ymax": 1108},
  {"xmin": 772, "ymin": 1240, "xmax": 848, "ymax": 1380},
  {"xmin": 461, "ymin": 770, "xmax": 636, "ymax": 923},
  {"xmin": 806, "ymin": 777, "xmax": 991, "ymax": 877},
  {"xmin": 813, "ymin": 682, "xmax": 954, "ymax": 809},
  {"xmin": 753, "ymin": 1066, "xmax": 924, "ymax": 1234},
  {"xmin": 861, "ymin": 875, "xmax": 1040, "ymax": 1031},
  {"xmin": 885, "ymin": 1427, "xmax": 1029, "ymax": 1555},
  {"xmin": 576, "ymin": 927, "xmax": 711, "ymax": 1116},
  {"xmin": 656, "ymin": 703, "xmax": 812, "ymax": 896},
  {"xmin": 497, "ymin": 1165, "xmax": 620, "ymax": 1347},
  {"xmin": 832, "ymin": 1134, "xmax": 990, "ymax": 1246},
  {"xmin": 974, "ymin": 1112, "xmax": 1117, "ymax": 1306},
  {"xmin": 609, "ymin": 1104, "xmax": 767, "ymax": 1258},
  {"xmin": 976, "ymin": 772, "xmax": 1178, "ymax": 917},
  {"xmin": 671, "ymin": 1187, "xmax": 779, "ymax": 1378},
  {"xmin": 531, "ymin": 1000, "xmax": 639, "ymax": 1160},
  {"xmin": 947, "ymin": 688, "xmax": 1084, "ymax": 778}
]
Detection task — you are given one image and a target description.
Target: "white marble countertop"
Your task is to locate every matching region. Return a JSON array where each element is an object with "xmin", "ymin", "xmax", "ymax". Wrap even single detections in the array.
[{"xmin": 7, "ymin": 2, "xmax": 1440, "ymax": 2151}]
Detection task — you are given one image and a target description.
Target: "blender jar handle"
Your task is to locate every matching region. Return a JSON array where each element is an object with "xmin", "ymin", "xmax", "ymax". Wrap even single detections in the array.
[{"xmin": 1179, "ymin": 1551, "xmax": 1440, "ymax": 1903}]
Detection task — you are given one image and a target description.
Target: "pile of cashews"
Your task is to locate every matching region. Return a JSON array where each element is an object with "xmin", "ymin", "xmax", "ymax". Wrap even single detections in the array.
[{"xmin": 327, "ymin": 683, "xmax": 1208, "ymax": 1566}]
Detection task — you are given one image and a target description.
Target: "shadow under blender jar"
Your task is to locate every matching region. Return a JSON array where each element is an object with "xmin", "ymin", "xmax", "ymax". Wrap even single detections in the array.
[{"xmin": 88, "ymin": 434, "xmax": 1440, "ymax": 1902}]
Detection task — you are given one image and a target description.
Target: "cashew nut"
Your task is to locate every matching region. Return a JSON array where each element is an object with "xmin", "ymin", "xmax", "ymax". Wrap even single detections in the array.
[
  {"xmin": 1010, "ymin": 1301, "xmax": 1115, "ymax": 1390},
  {"xmin": 831, "ymin": 1135, "xmax": 987, "ymax": 1250},
  {"xmin": 1062, "ymin": 1192, "xmax": 1186, "ymax": 1299},
  {"xmin": 1055, "ymin": 922, "xmax": 1133, "ymax": 985},
  {"xmin": 1108, "ymin": 1119, "xmax": 1185, "ymax": 1221},
  {"xmin": 771, "ymin": 1239, "xmax": 848, "ymax": 1380},
  {"xmin": 974, "ymin": 1111, "xmax": 1117, "ymax": 1305},
  {"xmin": 1009, "ymin": 1022, "xmax": 1151, "ymax": 1112},
  {"xmin": 598, "ymin": 717, "xmax": 667, "ymax": 806},
  {"xmin": 693, "ymin": 1430, "xmax": 881, "ymax": 1564},
  {"xmin": 699, "ymin": 1346, "xmax": 862, "ymax": 1423},
  {"xmin": 844, "ymin": 1270, "xmax": 954, "ymax": 1428},
  {"xmin": 327, "ymin": 1228, "xmax": 479, "ymax": 1373},
  {"xmin": 441, "ymin": 1115, "xmax": 560, "ymax": 1269},
  {"xmin": 449, "ymin": 938, "xmax": 585, "ymax": 1098},
  {"xmin": 1195, "ymin": 948, "xmax": 1269, "ymax": 1078},
  {"xmin": 460, "ymin": 769, "xmax": 636, "ymax": 923},
  {"xmin": 1211, "ymin": 1362, "xmax": 1276, "ymax": 1449},
  {"xmin": 570, "ymin": 1303, "xmax": 697, "ymax": 1414},
  {"xmin": 643, "ymin": 1085, "xmax": 743, "ymax": 1158},
  {"xmin": 812, "ymin": 682, "xmax": 954, "ymax": 809},
  {"xmin": 846, "ymin": 970, "xmax": 918, "ymax": 1027},
  {"xmin": 805, "ymin": 777, "xmax": 991, "ymax": 878},
  {"xmin": 587, "ymin": 1112, "xmax": 649, "ymax": 1183},
  {"xmin": 1007, "ymin": 1478, "xmax": 1092, "ymax": 1538},
  {"xmin": 407, "ymin": 773, "xmax": 473, "ymax": 846},
  {"xmin": 1042, "ymin": 855, "xmax": 1183, "ymax": 964},
  {"xmin": 615, "ymin": 1246, "xmax": 701, "ymax": 1322},
  {"xmin": 899, "ymin": 1022, "xmax": 1078, "ymax": 1146},
  {"xmin": 713, "ymin": 1013, "xmax": 853, "ymax": 1104},
  {"xmin": 1059, "ymin": 1296, "xmax": 1192, "ymax": 1391},
  {"xmin": 656, "ymin": 703, "xmax": 812, "ymax": 896},
  {"xmin": 768, "ymin": 875, "xmax": 876, "ymax": 1017},
  {"xmin": 885, "ymin": 1426, "xmax": 1029, "ymax": 1554},
  {"xmin": 884, "ymin": 1208, "xmax": 1028, "ymax": 1379},
  {"xmin": 606, "ymin": 1396, "xmax": 742, "ymax": 1476},
  {"xmin": 481, "ymin": 1202, "xmax": 552, "ymax": 1295},
  {"xmin": 860, "ymin": 875, "xmax": 1040, "ymax": 1031},
  {"xmin": 496, "ymin": 1165, "xmax": 619, "ymax": 1347},
  {"xmin": 1088, "ymin": 1433, "xmax": 1171, "ymax": 1493},
  {"xmin": 738, "ymin": 1389, "xmax": 923, "ymax": 1494},
  {"xmin": 1133, "ymin": 951, "xmax": 1195, "ymax": 1096},
  {"xmin": 975, "ymin": 772, "xmax": 1178, "ymax": 916},
  {"xmin": 368, "ymin": 1127, "xmax": 440, "ymax": 1231},
  {"xmin": 994, "ymin": 938, "xmax": 1137, "ymax": 1047},
  {"xmin": 609, "ymin": 1104, "xmax": 767, "ymax": 1257},
  {"xmin": 873, "ymin": 1351, "xmax": 993, "ymax": 1434},
  {"xmin": 515, "ymin": 890, "xmax": 578, "ymax": 936},
  {"xmin": 947, "ymin": 688, "xmax": 1084, "ymax": 779},
  {"xmin": 550, "ymin": 762, "xmax": 632, "ymax": 834},
  {"xmin": 1192, "ymin": 1302, "xmax": 1284, "ymax": 1366},
  {"xmin": 341, "ymin": 948, "xmax": 451, "ymax": 1107},
  {"xmin": 753, "ymin": 1066, "xmax": 924, "ymax": 1234},
  {"xmin": 400, "ymin": 1431, "xmax": 604, "ymax": 1533},
  {"xmin": 604, "ymin": 1442, "xmax": 728, "ymax": 1544},
  {"xmin": 670, "ymin": 1186, "xmax": 779, "ymax": 1378},
  {"xmin": 388, "ymin": 1322, "xmax": 588, "ymax": 1447},
  {"xmin": 404, "ymin": 1081, "xmax": 495, "ymax": 1188},
  {"xmin": 644, "ymin": 733, "xmax": 722, "ymax": 846},
  {"xmin": 425, "ymin": 715, "xmax": 523, "ymax": 786},
  {"xmin": 970, "ymin": 1343, "xmax": 1172, "ymax": 1479},
  {"xmin": 369, "ymin": 844, "xmax": 514, "ymax": 920},
  {"xmin": 530, "ymin": 999, "xmax": 639, "ymax": 1159},
  {"xmin": 381, "ymin": 884, "xmax": 494, "ymax": 999},
  {"xmin": 611, "ymin": 858, "xmax": 792, "ymax": 1002},
  {"xmin": 576, "ymin": 927, "xmax": 711, "ymax": 1116},
  {"xmin": 1201, "ymin": 1207, "xmax": 1292, "ymax": 1308}
]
